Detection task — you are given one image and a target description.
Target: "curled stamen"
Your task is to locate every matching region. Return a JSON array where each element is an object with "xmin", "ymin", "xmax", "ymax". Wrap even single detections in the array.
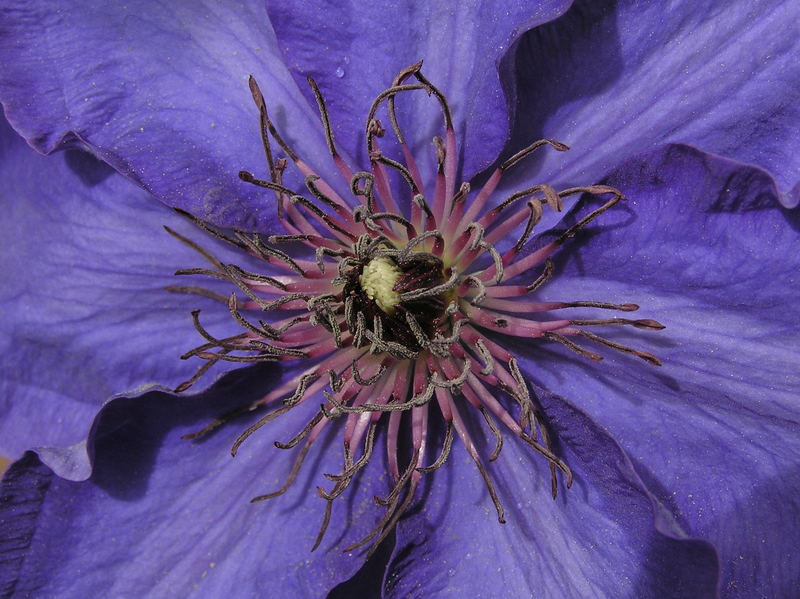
[
  {"xmin": 395, "ymin": 230, "xmax": 443, "ymax": 264},
  {"xmin": 274, "ymin": 410, "xmax": 326, "ymax": 450},
  {"xmin": 474, "ymin": 339, "xmax": 494, "ymax": 376},
  {"xmin": 500, "ymin": 138, "xmax": 570, "ymax": 172},
  {"xmin": 431, "ymin": 359, "xmax": 471, "ymax": 391},
  {"xmin": 399, "ymin": 268, "xmax": 459, "ymax": 302},
  {"xmin": 374, "ymin": 154, "xmax": 421, "ymax": 196},
  {"xmin": 526, "ymin": 258, "xmax": 555, "ymax": 292},
  {"xmin": 364, "ymin": 211, "xmax": 417, "ymax": 238},
  {"xmin": 479, "ymin": 241, "xmax": 504, "ymax": 284},
  {"xmin": 251, "ymin": 443, "xmax": 313, "ymax": 502},
  {"xmin": 479, "ymin": 406, "xmax": 504, "ymax": 462},
  {"xmin": 352, "ymin": 360, "xmax": 387, "ymax": 386},
  {"xmin": 305, "ymin": 175, "xmax": 352, "ymax": 218},
  {"xmin": 514, "ymin": 201, "xmax": 545, "ymax": 251},
  {"xmin": 404, "ymin": 311, "xmax": 431, "ymax": 348},
  {"xmin": 231, "ymin": 404, "xmax": 294, "ymax": 457},
  {"xmin": 324, "ymin": 423, "xmax": 378, "ymax": 482},
  {"xmin": 417, "ymin": 422, "xmax": 454, "ymax": 473},
  {"xmin": 365, "ymin": 83, "xmax": 427, "ymax": 152},
  {"xmin": 351, "ymin": 171, "xmax": 376, "ymax": 210},
  {"xmin": 556, "ymin": 186, "xmax": 626, "ymax": 244},
  {"xmin": 284, "ymin": 373, "xmax": 318, "ymax": 407},
  {"xmin": 324, "ymin": 378, "xmax": 436, "ymax": 415}
]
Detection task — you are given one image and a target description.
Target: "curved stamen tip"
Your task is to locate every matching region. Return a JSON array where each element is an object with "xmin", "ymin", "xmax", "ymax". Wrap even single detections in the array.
[
  {"xmin": 248, "ymin": 75, "xmax": 264, "ymax": 105},
  {"xmin": 634, "ymin": 319, "xmax": 666, "ymax": 330},
  {"xmin": 641, "ymin": 354, "xmax": 663, "ymax": 366}
]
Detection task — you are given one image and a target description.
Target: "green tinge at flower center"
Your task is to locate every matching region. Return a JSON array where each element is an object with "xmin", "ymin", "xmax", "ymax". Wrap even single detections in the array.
[{"xmin": 359, "ymin": 256, "xmax": 403, "ymax": 314}]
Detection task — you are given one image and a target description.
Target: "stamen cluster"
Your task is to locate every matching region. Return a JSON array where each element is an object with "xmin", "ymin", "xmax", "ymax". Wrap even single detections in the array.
[{"xmin": 169, "ymin": 62, "xmax": 663, "ymax": 555}]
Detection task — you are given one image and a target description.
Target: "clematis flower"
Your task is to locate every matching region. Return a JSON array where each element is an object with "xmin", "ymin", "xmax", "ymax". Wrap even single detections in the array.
[{"xmin": 1, "ymin": 2, "xmax": 799, "ymax": 599}]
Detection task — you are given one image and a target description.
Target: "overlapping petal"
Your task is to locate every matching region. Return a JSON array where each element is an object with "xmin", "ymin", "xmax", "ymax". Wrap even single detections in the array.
[
  {"xmin": 523, "ymin": 144, "xmax": 800, "ymax": 598},
  {"xmin": 267, "ymin": 0, "xmax": 573, "ymax": 179},
  {"xmin": 0, "ymin": 0, "xmax": 335, "ymax": 229},
  {"xmin": 0, "ymin": 117, "xmax": 242, "ymax": 457},
  {"xmin": 0, "ymin": 371, "xmax": 392, "ymax": 598},
  {"xmin": 507, "ymin": 0, "xmax": 800, "ymax": 208},
  {"xmin": 386, "ymin": 387, "xmax": 719, "ymax": 599}
]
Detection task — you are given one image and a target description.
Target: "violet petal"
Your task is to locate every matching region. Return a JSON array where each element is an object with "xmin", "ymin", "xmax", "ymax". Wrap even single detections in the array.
[
  {"xmin": 267, "ymin": 0, "xmax": 574, "ymax": 179},
  {"xmin": 526, "ymin": 144, "xmax": 800, "ymax": 599},
  {"xmin": 0, "ymin": 117, "xmax": 243, "ymax": 456},
  {"xmin": 507, "ymin": 0, "xmax": 800, "ymax": 208},
  {"xmin": 0, "ymin": 370, "xmax": 391, "ymax": 597}
]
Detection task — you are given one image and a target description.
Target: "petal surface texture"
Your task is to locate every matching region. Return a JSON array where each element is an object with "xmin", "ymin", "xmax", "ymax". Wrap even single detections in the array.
[
  {"xmin": 519, "ymin": 145, "xmax": 799, "ymax": 599},
  {"xmin": 0, "ymin": 376, "xmax": 391, "ymax": 598},
  {"xmin": 0, "ymin": 116, "xmax": 242, "ymax": 458},
  {"xmin": 266, "ymin": 0, "xmax": 573, "ymax": 178},
  {"xmin": 507, "ymin": 0, "xmax": 800, "ymax": 208},
  {"xmin": 0, "ymin": 0, "xmax": 330, "ymax": 229},
  {"xmin": 386, "ymin": 390, "xmax": 719, "ymax": 598}
]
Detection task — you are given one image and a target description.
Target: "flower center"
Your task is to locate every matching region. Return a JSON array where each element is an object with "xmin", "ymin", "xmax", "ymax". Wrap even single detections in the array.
[
  {"xmin": 342, "ymin": 244, "xmax": 449, "ymax": 354},
  {"xmin": 359, "ymin": 256, "xmax": 401, "ymax": 313},
  {"xmin": 169, "ymin": 62, "xmax": 665, "ymax": 557}
]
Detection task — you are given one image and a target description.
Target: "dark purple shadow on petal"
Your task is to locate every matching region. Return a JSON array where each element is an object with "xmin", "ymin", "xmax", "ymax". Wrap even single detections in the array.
[
  {"xmin": 499, "ymin": 0, "xmax": 623, "ymax": 184},
  {"xmin": 0, "ymin": 365, "xmax": 277, "ymax": 596},
  {"xmin": 513, "ymin": 143, "xmax": 800, "ymax": 599},
  {"xmin": 0, "ymin": 453, "xmax": 53, "ymax": 598},
  {"xmin": 330, "ymin": 409, "xmax": 456, "ymax": 597},
  {"xmin": 788, "ymin": 181, "xmax": 800, "ymax": 210},
  {"xmin": 383, "ymin": 374, "xmax": 719, "ymax": 598},
  {"xmin": 540, "ymin": 143, "xmax": 795, "ymax": 267},
  {"xmin": 533, "ymin": 383, "xmax": 720, "ymax": 599},
  {"xmin": 0, "ymin": 359, "xmax": 392, "ymax": 597},
  {"xmin": 63, "ymin": 148, "xmax": 115, "ymax": 187},
  {"xmin": 327, "ymin": 531, "xmax": 395, "ymax": 599},
  {"xmin": 86, "ymin": 363, "xmax": 278, "ymax": 501}
]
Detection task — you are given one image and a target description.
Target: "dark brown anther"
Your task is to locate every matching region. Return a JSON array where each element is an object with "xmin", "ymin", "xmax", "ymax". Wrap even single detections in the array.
[
  {"xmin": 499, "ymin": 138, "xmax": 569, "ymax": 172},
  {"xmin": 306, "ymin": 76, "xmax": 339, "ymax": 158},
  {"xmin": 433, "ymin": 136, "xmax": 446, "ymax": 173}
]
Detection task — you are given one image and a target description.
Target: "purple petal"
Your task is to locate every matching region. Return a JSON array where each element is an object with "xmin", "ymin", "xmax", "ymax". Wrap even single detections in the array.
[
  {"xmin": 387, "ymin": 389, "xmax": 718, "ymax": 598},
  {"xmin": 0, "ymin": 0, "xmax": 333, "ymax": 229},
  {"xmin": 525, "ymin": 144, "xmax": 800, "ymax": 598},
  {"xmin": 268, "ymin": 0, "xmax": 573, "ymax": 178},
  {"xmin": 507, "ymin": 0, "xmax": 800, "ymax": 207},
  {"xmin": 0, "ymin": 117, "xmax": 243, "ymax": 457},
  {"xmin": 0, "ymin": 373, "xmax": 392, "ymax": 597}
]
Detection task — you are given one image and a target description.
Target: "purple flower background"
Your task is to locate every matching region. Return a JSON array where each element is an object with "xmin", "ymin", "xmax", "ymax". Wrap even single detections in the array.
[{"xmin": 1, "ymin": 1, "xmax": 799, "ymax": 597}]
